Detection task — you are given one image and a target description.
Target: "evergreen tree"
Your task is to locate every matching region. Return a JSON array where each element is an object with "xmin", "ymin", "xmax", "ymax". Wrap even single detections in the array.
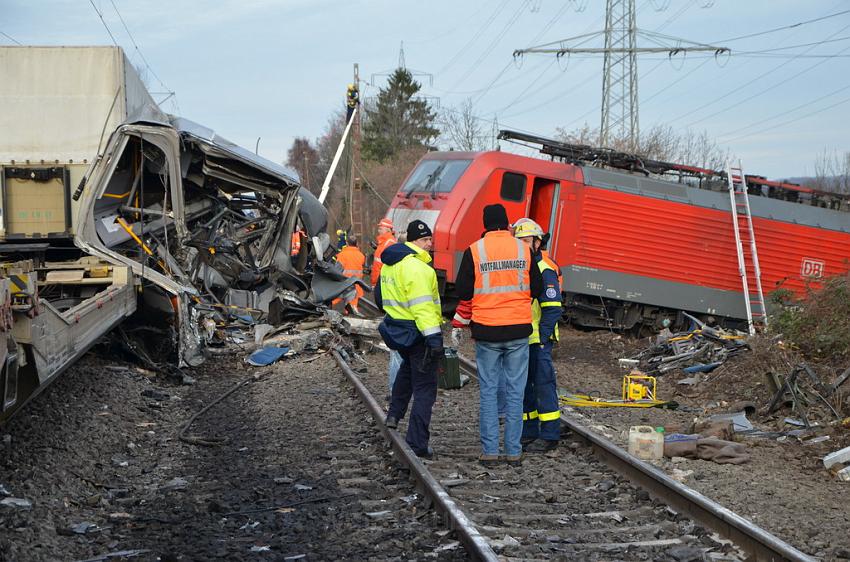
[{"xmin": 363, "ymin": 68, "xmax": 438, "ymax": 162}]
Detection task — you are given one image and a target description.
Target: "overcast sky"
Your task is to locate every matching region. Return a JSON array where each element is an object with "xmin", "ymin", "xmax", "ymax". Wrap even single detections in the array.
[{"xmin": 4, "ymin": 0, "xmax": 850, "ymax": 179}]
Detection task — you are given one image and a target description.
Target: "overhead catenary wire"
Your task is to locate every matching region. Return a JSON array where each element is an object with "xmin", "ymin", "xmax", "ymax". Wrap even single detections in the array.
[
  {"xmin": 0, "ymin": 29, "xmax": 22, "ymax": 45},
  {"xmin": 88, "ymin": 0, "xmax": 120, "ymax": 46},
  {"xmin": 108, "ymin": 0, "xmax": 176, "ymax": 107}
]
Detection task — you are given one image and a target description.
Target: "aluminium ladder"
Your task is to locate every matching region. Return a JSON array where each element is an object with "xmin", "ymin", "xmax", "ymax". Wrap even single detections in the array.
[{"xmin": 726, "ymin": 161, "xmax": 768, "ymax": 335}]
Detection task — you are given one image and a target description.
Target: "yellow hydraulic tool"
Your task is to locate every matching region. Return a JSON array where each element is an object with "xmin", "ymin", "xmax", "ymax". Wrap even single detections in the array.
[{"xmin": 560, "ymin": 371, "xmax": 667, "ymax": 408}]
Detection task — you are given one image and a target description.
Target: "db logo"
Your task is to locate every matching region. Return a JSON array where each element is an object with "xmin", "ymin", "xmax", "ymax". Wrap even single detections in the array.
[{"xmin": 801, "ymin": 258, "xmax": 825, "ymax": 278}]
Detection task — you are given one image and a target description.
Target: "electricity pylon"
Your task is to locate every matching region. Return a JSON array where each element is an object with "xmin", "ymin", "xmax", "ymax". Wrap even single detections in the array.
[{"xmin": 514, "ymin": 0, "xmax": 727, "ymax": 149}]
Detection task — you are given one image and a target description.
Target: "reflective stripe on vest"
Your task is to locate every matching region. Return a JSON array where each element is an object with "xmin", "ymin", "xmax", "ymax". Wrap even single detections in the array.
[
  {"xmin": 470, "ymin": 232, "xmax": 532, "ymax": 326},
  {"xmin": 380, "ymin": 250, "xmax": 442, "ymax": 337},
  {"xmin": 473, "ymin": 238, "xmax": 530, "ymax": 295},
  {"xmin": 381, "ymin": 295, "xmax": 440, "ymax": 308},
  {"xmin": 541, "ymin": 252, "xmax": 563, "ymax": 289}
]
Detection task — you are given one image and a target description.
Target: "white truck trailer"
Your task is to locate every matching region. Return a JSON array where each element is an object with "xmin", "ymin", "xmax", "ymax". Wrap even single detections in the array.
[{"xmin": 0, "ymin": 46, "xmax": 144, "ymax": 422}]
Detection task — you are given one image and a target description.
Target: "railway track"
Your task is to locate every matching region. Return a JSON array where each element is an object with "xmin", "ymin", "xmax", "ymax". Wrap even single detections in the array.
[{"xmin": 338, "ymin": 299, "xmax": 816, "ymax": 561}]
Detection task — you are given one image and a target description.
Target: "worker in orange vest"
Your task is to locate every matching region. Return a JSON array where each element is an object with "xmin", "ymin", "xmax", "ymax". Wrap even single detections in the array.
[
  {"xmin": 335, "ymin": 235, "xmax": 366, "ymax": 314},
  {"xmin": 371, "ymin": 218, "xmax": 396, "ymax": 286},
  {"xmin": 454, "ymin": 204, "xmax": 543, "ymax": 467}
]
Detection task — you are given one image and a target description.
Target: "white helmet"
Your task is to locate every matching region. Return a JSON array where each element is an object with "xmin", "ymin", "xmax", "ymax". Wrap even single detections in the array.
[{"xmin": 513, "ymin": 218, "xmax": 544, "ymax": 239}]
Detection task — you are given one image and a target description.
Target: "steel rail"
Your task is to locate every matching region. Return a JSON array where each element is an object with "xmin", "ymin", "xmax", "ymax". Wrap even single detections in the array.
[
  {"xmin": 331, "ymin": 350, "xmax": 498, "ymax": 562},
  {"xmin": 454, "ymin": 354, "xmax": 817, "ymax": 562}
]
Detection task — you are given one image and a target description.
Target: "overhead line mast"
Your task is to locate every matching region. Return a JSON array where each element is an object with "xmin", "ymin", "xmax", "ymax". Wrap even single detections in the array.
[{"xmin": 513, "ymin": 0, "xmax": 728, "ymax": 149}]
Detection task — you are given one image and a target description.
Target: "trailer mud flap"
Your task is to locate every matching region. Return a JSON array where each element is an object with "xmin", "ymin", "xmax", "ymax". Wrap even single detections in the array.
[{"xmin": 0, "ymin": 340, "xmax": 18, "ymax": 412}]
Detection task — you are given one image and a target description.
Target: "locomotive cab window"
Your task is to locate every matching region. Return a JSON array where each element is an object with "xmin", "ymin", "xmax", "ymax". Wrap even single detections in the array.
[
  {"xmin": 400, "ymin": 159, "xmax": 472, "ymax": 194},
  {"xmin": 500, "ymin": 172, "xmax": 527, "ymax": 202}
]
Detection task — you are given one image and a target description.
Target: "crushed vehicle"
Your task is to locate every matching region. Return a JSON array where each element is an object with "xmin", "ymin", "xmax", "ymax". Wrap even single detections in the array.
[{"xmin": 0, "ymin": 46, "xmax": 357, "ymax": 421}]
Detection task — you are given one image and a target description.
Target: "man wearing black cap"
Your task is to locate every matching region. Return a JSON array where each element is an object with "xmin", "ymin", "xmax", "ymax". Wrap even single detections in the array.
[
  {"xmin": 455, "ymin": 204, "xmax": 543, "ymax": 466},
  {"xmin": 374, "ymin": 220, "xmax": 444, "ymax": 459}
]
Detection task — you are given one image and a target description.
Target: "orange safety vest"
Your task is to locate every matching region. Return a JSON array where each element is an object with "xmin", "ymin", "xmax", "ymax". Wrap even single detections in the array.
[
  {"xmin": 470, "ymin": 230, "xmax": 532, "ymax": 326},
  {"xmin": 540, "ymin": 250, "xmax": 563, "ymax": 290},
  {"xmin": 371, "ymin": 232, "xmax": 396, "ymax": 285},
  {"xmin": 337, "ymin": 245, "xmax": 365, "ymax": 279},
  {"xmin": 334, "ymin": 245, "xmax": 366, "ymax": 311}
]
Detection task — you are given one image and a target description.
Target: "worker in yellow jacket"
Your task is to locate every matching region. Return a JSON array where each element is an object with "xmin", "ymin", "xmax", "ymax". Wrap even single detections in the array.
[{"xmin": 375, "ymin": 220, "xmax": 443, "ymax": 459}]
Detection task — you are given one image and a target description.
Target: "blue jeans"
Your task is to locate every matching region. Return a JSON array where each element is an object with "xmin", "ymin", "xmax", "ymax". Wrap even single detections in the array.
[
  {"xmin": 388, "ymin": 350, "xmax": 402, "ymax": 392},
  {"xmin": 475, "ymin": 338, "xmax": 529, "ymax": 457}
]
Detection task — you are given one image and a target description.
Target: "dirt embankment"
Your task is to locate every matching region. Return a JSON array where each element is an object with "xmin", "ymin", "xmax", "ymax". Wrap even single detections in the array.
[{"xmin": 552, "ymin": 326, "xmax": 850, "ymax": 560}]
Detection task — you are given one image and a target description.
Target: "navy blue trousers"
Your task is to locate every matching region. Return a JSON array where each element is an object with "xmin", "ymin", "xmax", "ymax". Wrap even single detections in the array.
[
  {"xmin": 388, "ymin": 342, "xmax": 438, "ymax": 455},
  {"xmin": 522, "ymin": 342, "xmax": 561, "ymax": 441}
]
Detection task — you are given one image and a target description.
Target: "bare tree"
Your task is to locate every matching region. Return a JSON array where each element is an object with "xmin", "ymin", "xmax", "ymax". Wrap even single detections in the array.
[
  {"xmin": 813, "ymin": 149, "xmax": 850, "ymax": 194},
  {"xmin": 440, "ymin": 98, "xmax": 489, "ymax": 151},
  {"xmin": 286, "ymin": 137, "xmax": 320, "ymax": 195},
  {"xmin": 555, "ymin": 123, "xmax": 729, "ymax": 172}
]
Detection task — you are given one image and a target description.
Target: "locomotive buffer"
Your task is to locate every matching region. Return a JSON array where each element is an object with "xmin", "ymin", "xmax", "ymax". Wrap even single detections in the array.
[{"xmin": 726, "ymin": 162, "xmax": 768, "ymax": 335}]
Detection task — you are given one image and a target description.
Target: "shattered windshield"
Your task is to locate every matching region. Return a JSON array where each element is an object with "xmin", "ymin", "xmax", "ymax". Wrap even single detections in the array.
[{"xmin": 400, "ymin": 159, "xmax": 472, "ymax": 194}]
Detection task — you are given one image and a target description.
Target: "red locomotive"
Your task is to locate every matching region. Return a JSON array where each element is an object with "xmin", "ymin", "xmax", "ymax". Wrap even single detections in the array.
[{"xmin": 384, "ymin": 131, "xmax": 850, "ymax": 330}]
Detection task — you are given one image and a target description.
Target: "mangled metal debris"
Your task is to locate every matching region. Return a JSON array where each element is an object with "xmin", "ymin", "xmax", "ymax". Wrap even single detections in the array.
[
  {"xmin": 75, "ymin": 116, "xmax": 363, "ymax": 366},
  {"xmin": 626, "ymin": 314, "xmax": 749, "ymax": 376}
]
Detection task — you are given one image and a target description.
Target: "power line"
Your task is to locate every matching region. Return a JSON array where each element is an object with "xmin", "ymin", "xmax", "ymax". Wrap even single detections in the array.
[
  {"xmin": 722, "ymin": 93, "xmax": 850, "ymax": 144},
  {"xmin": 551, "ymin": 57, "xmax": 666, "ymax": 129},
  {"xmin": 718, "ymin": 82, "xmax": 850, "ymax": 139},
  {"xmin": 460, "ymin": 0, "xmax": 574, "ymax": 104},
  {"xmin": 732, "ymin": 35, "xmax": 850, "ymax": 54},
  {"xmin": 435, "ymin": 0, "xmax": 511, "ymax": 76},
  {"xmin": 508, "ymin": 1, "xmax": 692, "ymax": 129},
  {"xmin": 108, "ymin": 0, "xmax": 172, "ymax": 97},
  {"xmin": 668, "ymin": 19, "xmax": 850, "ymax": 126},
  {"xmin": 495, "ymin": 58, "xmax": 558, "ymax": 113},
  {"xmin": 628, "ymin": 2, "xmax": 850, "ymax": 114},
  {"xmin": 684, "ymin": 24, "xmax": 850, "ymax": 128},
  {"xmin": 0, "ymin": 29, "xmax": 22, "ymax": 45},
  {"xmin": 88, "ymin": 0, "xmax": 120, "ymax": 46},
  {"xmin": 715, "ymin": 9, "xmax": 850, "ymax": 43},
  {"xmin": 449, "ymin": 0, "xmax": 530, "ymax": 91}
]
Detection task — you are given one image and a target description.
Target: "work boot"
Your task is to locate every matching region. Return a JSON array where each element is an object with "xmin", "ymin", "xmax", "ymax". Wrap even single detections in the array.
[
  {"xmin": 525, "ymin": 439, "xmax": 559, "ymax": 454},
  {"xmin": 478, "ymin": 454, "xmax": 500, "ymax": 467},
  {"xmin": 416, "ymin": 447, "xmax": 435, "ymax": 460},
  {"xmin": 505, "ymin": 454, "xmax": 523, "ymax": 467},
  {"xmin": 384, "ymin": 416, "xmax": 398, "ymax": 429}
]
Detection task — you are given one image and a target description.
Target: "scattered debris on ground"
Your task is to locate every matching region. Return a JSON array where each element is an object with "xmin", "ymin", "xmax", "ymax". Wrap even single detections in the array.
[{"xmin": 625, "ymin": 313, "xmax": 749, "ymax": 378}]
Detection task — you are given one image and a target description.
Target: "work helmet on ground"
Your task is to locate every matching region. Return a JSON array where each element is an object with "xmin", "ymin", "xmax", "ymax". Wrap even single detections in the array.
[{"xmin": 513, "ymin": 218, "xmax": 544, "ymax": 239}]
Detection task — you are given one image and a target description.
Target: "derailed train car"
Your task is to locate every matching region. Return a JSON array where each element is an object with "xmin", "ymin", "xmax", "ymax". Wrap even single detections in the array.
[
  {"xmin": 385, "ymin": 131, "xmax": 850, "ymax": 330},
  {"xmin": 0, "ymin": 46, "xmax": 353, "ymax": 422}
]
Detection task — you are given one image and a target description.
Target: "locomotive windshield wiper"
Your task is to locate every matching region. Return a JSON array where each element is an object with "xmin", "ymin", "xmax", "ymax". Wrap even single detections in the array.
[{"xmin": 424, "ymin": 162, "xmax": 447, "ymax": 199}]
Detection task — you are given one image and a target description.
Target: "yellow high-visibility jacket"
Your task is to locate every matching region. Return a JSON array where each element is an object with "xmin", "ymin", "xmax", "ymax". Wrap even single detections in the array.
[{"xmin": 377, "ymin": 242, "xmax": 442, "ymax": 348}]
